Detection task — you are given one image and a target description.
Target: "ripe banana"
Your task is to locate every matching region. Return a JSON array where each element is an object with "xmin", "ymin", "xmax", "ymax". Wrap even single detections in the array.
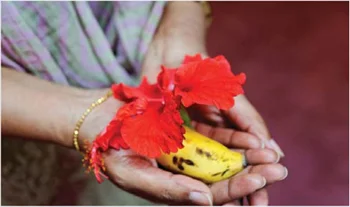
[{"xmin": 156, "ymin": 126, "xmax": 246, "ymax": 184}]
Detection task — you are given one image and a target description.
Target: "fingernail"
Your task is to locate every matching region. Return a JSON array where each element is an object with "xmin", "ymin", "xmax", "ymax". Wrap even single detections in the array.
[
  {"xmin": 189, "ymin": 192, "xmax": 213, "ymax": 206},
  {"xmin": 242, "ymin": 154, "xmax": 248, "ymax": 167},
  {"xmin": 266, "ymin": 139, "xmax": 285, "ymax": 158},
  {"xmin": 281, "ymin": 167, "xmax": 288, "ymax": 180},
  {"xmin": 261, "ymin": 177, "xmax": 267, "ymax": 188},
  {"xmin": 274, "ymin": 150, "xmax": 281, "ymax": 163},
  {"xmin": 261, "ymin": 140, "xmax": 265, "ymax": 149},
  {"xmin": 250, "ymin": 175, "xmax": 266, "ymax": 188}
]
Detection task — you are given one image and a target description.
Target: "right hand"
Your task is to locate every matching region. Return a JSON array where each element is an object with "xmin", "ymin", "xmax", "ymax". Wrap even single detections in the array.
[{"xmin": 78, "ymin": 89, "xmax": 287, "ymax": 205}]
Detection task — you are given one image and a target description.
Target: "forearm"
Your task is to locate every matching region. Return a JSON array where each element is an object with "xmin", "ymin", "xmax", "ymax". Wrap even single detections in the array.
[
  {"xmin": 1, "ymin": 68, "xmax": 93, "ymax": 147},
  {"xmin": 142, "ymin": 1, "xmax": 208, "ymax": 81},
  {"xmin": 158, "ymin": 2, "xmax": 208, "ymax": 58}
]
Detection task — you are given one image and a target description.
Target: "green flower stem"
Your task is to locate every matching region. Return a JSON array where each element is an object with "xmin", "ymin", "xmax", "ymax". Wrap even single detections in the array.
[{"xmin": 180, "ymin": 105, "xmax": 193, "ymax": 128}]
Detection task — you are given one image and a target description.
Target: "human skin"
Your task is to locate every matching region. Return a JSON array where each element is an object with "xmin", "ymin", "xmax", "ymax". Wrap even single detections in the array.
[
  {"xmin": 1, "ymin": 2, "xmax": 287, "ymax": 206},
  {"xmin": 140, "ymin": 1, "xmax": 286, "ymax": 205},
  {"xmin": 2, "ymin": 67, "xmax": 287, "ymax": 206}
]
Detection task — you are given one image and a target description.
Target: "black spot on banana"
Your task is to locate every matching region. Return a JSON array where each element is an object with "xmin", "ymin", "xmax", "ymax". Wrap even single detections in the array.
[{"xmin": 157, "ymin": 126, "xmax": 246, "ymax": 184}]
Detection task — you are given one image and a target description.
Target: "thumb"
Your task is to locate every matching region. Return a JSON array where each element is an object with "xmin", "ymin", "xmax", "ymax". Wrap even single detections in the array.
[
  {"xmin": 222, "ymin": 95, "xmax": 284, "ymax": 157},
  {"xmin": 103, "ymin": 149, "xmax": 213, "ymax": 205}
]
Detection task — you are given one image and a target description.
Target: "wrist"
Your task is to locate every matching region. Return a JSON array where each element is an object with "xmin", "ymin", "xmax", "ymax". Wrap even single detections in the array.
[
  {"xmin": 141, "ymin": 30, "xmax": 209, "ymax": 82},
  {"xmin": 141, "ymin": 1, "xmax": 208, "ymax": 82},
  {"xmin": 157, "ymin": 31, "xmax": 208, "ymax": 67},
  {"xmin": 63, "ymin": 89, "xmax": 122, "ymax": 149}
]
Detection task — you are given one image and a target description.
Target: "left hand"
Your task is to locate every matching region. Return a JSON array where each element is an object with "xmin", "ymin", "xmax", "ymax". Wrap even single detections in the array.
[
  {"xmin": 140, "ymin": 2, "xmax": 285, "ymax": 203},
  {"xmin": 191, "ymin": 121, "xmax": 287, "ymax": 206},
  {"xmin": 187, "ymin": 87, "xmax": 285, "ymax": 206},
  {"xmin": 141, "ymin": 47, "xmax": 286, "ymax": 205},
  {"xmin": 188, "ymin": 95, "xmax": 285, "ymax": 157}
]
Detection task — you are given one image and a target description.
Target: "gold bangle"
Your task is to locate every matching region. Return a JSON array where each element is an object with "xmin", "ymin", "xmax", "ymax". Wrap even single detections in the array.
[{"xmin": 73, "ymin": 90, "xmax": 113, "ymax": 152}]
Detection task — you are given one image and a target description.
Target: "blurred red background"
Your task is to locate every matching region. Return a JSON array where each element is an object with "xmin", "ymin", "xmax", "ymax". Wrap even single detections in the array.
[{"xmin": 206, "ymin": 2, "xmax": 349, "ymax": 205}]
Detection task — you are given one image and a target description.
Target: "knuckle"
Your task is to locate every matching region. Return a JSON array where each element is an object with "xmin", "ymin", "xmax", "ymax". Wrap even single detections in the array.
[
  {"xmin": 159, "ymin": 189, "xmax": 173, "ymax": 201},
  {"xmin": 227, "ymin": 175, "xmax": 252, "ymax": 199}
]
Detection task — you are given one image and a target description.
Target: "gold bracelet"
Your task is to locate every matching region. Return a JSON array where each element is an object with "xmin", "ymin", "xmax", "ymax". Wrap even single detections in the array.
[{"xmin": 73, "ymin": 90, "xmax": 113, "ymax": 152}]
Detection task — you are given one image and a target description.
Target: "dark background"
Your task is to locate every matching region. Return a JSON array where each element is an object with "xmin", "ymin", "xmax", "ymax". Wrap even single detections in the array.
[{"xmin": 207, "ymin": 2, "xmax": 349, "ymax": 205}]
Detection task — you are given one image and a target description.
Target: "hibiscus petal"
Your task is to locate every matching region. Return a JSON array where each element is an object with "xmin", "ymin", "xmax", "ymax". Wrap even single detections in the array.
[
  {"xmin": 157, "ymin": 66, "xmax": 177, "ymax": 91},
  {"xmin": 84, "ymin": 141, "xmax": 105, "ymax": 183},
  {"xmin": 121, "ymin": 96, "xmax": 184, "ymax": 158},
  {"xmin": 95, "ymin": 119, "xmax": 120, "ymax": 151},
  {"xmin": 109, "ymin": 135, "xmax": 129, "ymax": 150},
  {"xmin": 214, "ymin": 55, "xmax": 232, "ymax": 73},
  {"xmin": 112, "ymin": 77, "xmax": 162, "ymax": 102},
  {"xmin": 116, "ymin": 99, "xmax": 148, "ymax": 120},
  {"xmin": 174, "ymin": 56, "xmax": 246, "ymax": 110},
  {"xmin": 183, "ymin": 54, "xmax": 203, "ymax": 64}
]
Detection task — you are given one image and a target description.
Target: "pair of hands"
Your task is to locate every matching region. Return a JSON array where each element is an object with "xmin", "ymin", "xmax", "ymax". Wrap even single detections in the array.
[
  {"xmin": 80, "ymin": 10, "xmax": 286, "ymax": 202},
  {"xmin": 4, "ymin": 64, "xmax": 287, "ymax": 205},
  {"xmin": 82, "ymin": 91, "xmax": 287, "ymax": 206},
  {"xmin": 80, "ymin": 46, "xmax": 287, "ymax": 205}
]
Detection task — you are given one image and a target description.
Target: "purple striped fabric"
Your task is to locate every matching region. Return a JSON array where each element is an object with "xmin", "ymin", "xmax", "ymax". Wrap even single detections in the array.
[{"xmin": 1, "ymin": 1, "xmax": 167, "ymax": 88}]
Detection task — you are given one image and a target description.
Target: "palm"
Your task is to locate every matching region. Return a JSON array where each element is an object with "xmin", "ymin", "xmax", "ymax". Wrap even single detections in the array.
[
  {"xmin": 102, "ymin": 149, "xmax": 212, "ymax": 205},
  {"xmin": 102, "ymin": 121, "xmax": 285, "ymax": 205},
  {"xmin": 186, "ymin": 95, "xmax": 277, "ymax": 205}
]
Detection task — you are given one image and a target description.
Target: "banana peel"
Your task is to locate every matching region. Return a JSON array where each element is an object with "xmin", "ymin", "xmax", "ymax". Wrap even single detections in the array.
[{"xmin": 157, "ymin": 126, "xmax": 246, "ymax": 184}]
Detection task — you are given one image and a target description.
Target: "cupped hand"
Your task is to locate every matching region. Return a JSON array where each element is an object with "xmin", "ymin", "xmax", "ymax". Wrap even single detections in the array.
[
  {"xmin": 101, "ymin": 123, "xmax": 287, "ymax": 206},
  {"xmin": 188, "ymin": 95, "xmax": 284, "ymax": 157},
  {"xmin": 81, "ymin": 90, "xmax": 285, "ymax": 205},
  {"xmin": 188, "ymin": 95, "xmax": 286, "ymax": 205},
  {"xmin": 80, "ymin": 90, "xmax": 287, "ymax": 205},
  {"xmin": 192, "ymin": 122, "xmax": 287, "ymax": 206}
]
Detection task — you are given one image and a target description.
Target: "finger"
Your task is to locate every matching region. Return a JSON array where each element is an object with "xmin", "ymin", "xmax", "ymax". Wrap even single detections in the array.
[
  {"xmin": 248, "ymin": 188, "xmax": 269, "ymax": 206},
  {"xmin": 188, "ymin": 105, "xmax": 226, "ymax": 126},
  {"xmin": 193, "ymin": 122, "xmax": 262, "ymax": 149},
  {"xmin": 229, "ymin": 148, "xmax": 279, "ymax": 165},
  {"xmin": 266, "ymin": 139, "xmax": 285, "ymax": 158},
  {"xmin": 103, "ymin": 149, "xmax": 213, "ymax": 205},
  {"xmin": 222, "ymin": 95, "xmax": 285, "ymax": 157},
  {"xmin": 192, "ymin": 121, "xmax": 214, "ymax": 136},
  {"xmin": 244, "ymin": 148, "xmax": 280, "ymax": 165},
  {"xmin": 249, "ymin": 163, "xmax": 288, "ymax": 184},
  {"xmin": 223, "ymin": 199, "xmax": 244, "ymax": 206},
  {"xmin": 237, "ymin": 163, "xmax": 288, "ymax": 185},
  {"xmin": 223, "ymin": 95, "xmax": 269, "ymax": 138},
  {"xmin": 210, "ymin": 173, "xmax": 266, "ymax": 205}
]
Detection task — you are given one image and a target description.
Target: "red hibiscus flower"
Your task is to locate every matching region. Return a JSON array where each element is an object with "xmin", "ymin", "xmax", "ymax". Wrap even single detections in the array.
[
  {"xmin": 84, "ymin": 54, "xmax": 246, "ymax": 182},
  {"xmin": 158, "ymin": 54, "xmax": 246, "ymax": 109}
]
